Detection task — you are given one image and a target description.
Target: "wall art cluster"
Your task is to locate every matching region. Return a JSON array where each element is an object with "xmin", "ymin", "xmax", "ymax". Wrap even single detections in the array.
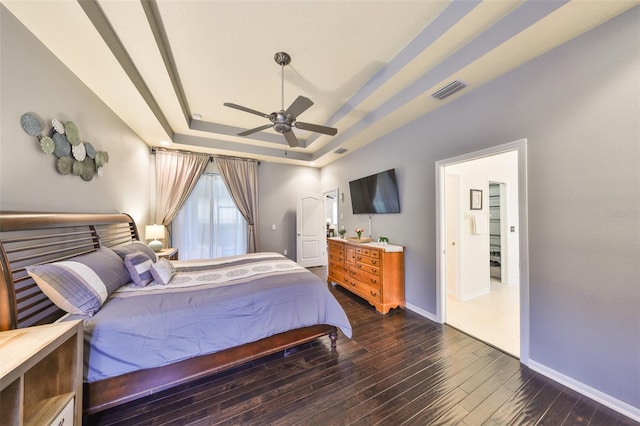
[{"xmin": 20, "ymin": 113, "xmax": 109, "ymax": 181}]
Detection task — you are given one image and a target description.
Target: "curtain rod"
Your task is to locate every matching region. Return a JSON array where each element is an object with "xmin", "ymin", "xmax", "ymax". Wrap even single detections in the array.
[{"xmin": 149, "ymin": 147, "xmax": 260, "ymax": 164}]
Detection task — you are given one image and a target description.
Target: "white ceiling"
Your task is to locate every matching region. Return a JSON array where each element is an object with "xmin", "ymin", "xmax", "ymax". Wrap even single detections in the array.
[{"xmin": 4, "ymin": 0, "xmax": 637, "ymax": 167}]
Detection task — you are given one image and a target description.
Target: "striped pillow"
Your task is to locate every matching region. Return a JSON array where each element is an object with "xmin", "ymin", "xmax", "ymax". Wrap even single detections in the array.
[
  {"xmin": 124, "ymin": 251, "xmax": 154, "ymax": 286},
  {"xmin": 26, "ymin": 247, "xmax": 130, "ymax": 316},
  {"xmin": 112, "ymin": 241, "xmax": 157, "ymax": 263}
]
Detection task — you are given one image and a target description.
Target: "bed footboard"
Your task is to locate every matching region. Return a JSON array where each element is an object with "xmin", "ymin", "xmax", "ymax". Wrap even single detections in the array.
[{"xmin": 84, "ymin": 324, "xmax": 337, "ymax": 414}]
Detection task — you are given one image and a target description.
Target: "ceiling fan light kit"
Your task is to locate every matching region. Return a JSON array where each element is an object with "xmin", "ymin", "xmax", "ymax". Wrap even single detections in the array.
[{"xmin": 224, "ymin": 52, "xmax": 338, "ymax": 147}]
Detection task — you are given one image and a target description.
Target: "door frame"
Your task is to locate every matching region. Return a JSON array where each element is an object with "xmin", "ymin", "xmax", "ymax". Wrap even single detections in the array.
[{"xmin": 435, "ymin": 138, "xmax": 530, "ymax": 365}]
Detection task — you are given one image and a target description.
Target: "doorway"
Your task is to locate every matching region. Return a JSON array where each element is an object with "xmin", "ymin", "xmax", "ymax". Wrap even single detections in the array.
[
  {"xmin": 435, "ymin": 139, "xmax": 529, "ymax": 363},
  {"xmin": 323, "ymin": 188, "xmax": 339, "ymax": 238}
]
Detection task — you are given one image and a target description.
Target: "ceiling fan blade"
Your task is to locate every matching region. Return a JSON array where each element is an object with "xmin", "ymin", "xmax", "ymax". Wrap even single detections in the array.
[
  {"xmin": 237, "ymin": 123, "xmax": 273, "ymax": 137},
  {"xmin": 224, "ymin": 102, "xmax": 271, "ymax": 119},
  {"xmin": 294, "ymin": 121, "xmax": 338, "ymax": 136},
  {"xmin": 283, "ymin": 130, "xmax": 300, "ymax": 147},
  {"xmin": 285, "ymin": 96, "xmax": 314, "ymax": 118}
]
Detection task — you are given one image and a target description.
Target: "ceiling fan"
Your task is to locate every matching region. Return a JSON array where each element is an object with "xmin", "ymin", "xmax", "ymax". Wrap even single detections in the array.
[{"xmin": 224, "ymin": 52, "xmax": 338, "ymax": 148}]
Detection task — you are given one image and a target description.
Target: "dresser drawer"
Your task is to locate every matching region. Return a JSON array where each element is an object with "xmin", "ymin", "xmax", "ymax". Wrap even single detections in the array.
[
  {"xmin": 329, "ymin": 259, "xmax": 348, "ymax": 273},
  {"xmin": 331, "ymin": 270, "xmax": 351, "ymax": 287},
  {"xmin": 328, "ymin": 252, "xmax": 344, "ymax": 263},
  {"xmin": 349, "ymin": 267, "xmax": 381, "ymax": 288},
  {"xmin": 355, "ymin": 261, "xmax": 381, "ymax": 276},
  {"xmin": 328, "ymin": 240, "xmax": 344, "ymax": 252},
  {"xmin": 350, "ymin": 280, "xmax": 381, "ymax": 302},
  {"xmin": 355, "ymin": 247, "xmax": 380, "ymax": 258},
  {"xmin": 353, "ymin": 253, "xmax": 381, "ymax": 267}
]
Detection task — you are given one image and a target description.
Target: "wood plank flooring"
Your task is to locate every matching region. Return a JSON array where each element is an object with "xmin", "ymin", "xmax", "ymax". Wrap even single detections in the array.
[{"xmin": 87, "ymin": 268, "xmax": 637, "ymax": 425}]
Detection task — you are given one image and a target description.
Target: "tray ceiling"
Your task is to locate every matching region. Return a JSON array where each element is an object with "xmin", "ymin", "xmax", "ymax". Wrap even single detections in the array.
[{"xmin": 4, "ymin": 0, "xmax": 637, "ymax": 167}]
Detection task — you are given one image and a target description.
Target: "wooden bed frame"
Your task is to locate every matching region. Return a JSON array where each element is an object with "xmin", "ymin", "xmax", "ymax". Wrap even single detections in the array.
[{"xmin": 0, "ymin": 212, "xmax": 337, "ymax": 414}]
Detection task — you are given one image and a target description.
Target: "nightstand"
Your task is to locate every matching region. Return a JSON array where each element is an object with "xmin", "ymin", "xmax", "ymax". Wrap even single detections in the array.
[
  {"xmin": 0, "ymin": 321, "xmax": 83, "ymax": 425},
  {"xmin": 156, "ymin": 247, "xmax": 178, "ymax": 260}
]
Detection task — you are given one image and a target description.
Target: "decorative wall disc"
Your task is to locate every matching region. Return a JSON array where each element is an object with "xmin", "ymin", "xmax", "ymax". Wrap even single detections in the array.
[
  {"xmin": 40, "ymin": 136, "xmax": 55, "ymax": 154},
  {"xmin": 21, "ymin": 113, "xmax": 42, "ymax": 136}
]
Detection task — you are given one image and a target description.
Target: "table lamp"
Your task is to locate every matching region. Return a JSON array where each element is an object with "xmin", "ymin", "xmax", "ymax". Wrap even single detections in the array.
[{"xmin": 145, "ymin": 224, "xmax": 165, "ymax": 252}]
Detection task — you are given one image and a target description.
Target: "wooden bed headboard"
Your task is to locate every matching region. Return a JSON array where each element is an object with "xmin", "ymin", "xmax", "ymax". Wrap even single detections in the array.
[{"xmin": 0, "ymin": 212, "xmax": 140, "ymax": 331}]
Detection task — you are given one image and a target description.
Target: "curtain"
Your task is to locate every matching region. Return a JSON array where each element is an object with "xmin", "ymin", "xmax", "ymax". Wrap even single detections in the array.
[
  {"xmin": 172, "ymin": 174, "xmax": 247, "ymax": 259},
  {"xmin": 214, "ymin": 155, "xmax": 259, "ymax": 253},
  {"xmin": 154, "ymin": 150, "xmax": 210, "ymax": 228}
]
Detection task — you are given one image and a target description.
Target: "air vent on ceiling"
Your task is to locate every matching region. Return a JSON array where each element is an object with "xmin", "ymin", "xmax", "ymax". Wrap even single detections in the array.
[
  {"xmin": 334, "ymin": 148, "xmax": 348, "ymax": 154},
  {"xmin": 431, "ymin": 80, "xmax": 467, "ymax": 100}
]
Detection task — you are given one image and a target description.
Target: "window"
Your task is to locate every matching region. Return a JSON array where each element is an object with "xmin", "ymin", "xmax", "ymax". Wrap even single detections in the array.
[{"xmin": 172, "ymin": 173, "xmax": 247, "ymax": 259}]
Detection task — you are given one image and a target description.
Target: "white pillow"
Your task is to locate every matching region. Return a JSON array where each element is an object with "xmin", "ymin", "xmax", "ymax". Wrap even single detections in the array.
[{"xmin": 150, "ymin": 258, "xmax": 174, "ymax": 285}]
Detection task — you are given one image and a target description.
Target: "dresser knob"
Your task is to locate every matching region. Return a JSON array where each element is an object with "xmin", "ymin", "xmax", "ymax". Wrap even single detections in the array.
[{"xmin": 372, "ymin": 260, "xmax": 377, "ymax": 265}]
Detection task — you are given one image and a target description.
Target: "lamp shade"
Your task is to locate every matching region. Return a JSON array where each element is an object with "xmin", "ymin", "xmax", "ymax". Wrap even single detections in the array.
[
  {"xmin": 145, "ymin": 224, "xmax": 165, "ymax": 240},
  {"xmin": 145, "ymin": 224, "xmax": 165, "ymax": 252}
]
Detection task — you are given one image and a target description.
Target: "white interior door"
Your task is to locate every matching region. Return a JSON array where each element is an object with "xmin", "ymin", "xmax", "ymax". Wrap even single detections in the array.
[{"xmin": 296, "ymin": 192, "xmax": 324, "ymax": 267}]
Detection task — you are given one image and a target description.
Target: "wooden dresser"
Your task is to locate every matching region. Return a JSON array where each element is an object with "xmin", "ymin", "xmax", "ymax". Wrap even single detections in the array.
[{"xmin": 327, "ymin": 237, "xmax": 404, "ymax": 314}]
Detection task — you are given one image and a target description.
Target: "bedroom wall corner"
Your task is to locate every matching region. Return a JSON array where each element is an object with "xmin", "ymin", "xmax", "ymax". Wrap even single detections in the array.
[
  {"xmin": 258, "ymin": 162, "xmax": 320, "ymax": 260},
  {"xmin": 0, "ymin": 5, "xmax": 153, "ymax": 227}
]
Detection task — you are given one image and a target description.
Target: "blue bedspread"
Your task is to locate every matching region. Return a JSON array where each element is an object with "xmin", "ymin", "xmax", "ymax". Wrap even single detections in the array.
[{"xmin": 67, "ymin": 253, "xmax": 352, "ymax": 382}]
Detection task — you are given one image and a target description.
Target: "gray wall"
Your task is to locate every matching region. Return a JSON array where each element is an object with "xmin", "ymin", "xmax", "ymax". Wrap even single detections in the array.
[
  {"xmin": 321, "ymin": 7, "xmax": 639, "ymax": 409},
  {"xmin": 0, "ymin": 5, "xmax": 153, "ymax": 227},
  {"xmin": 258, "ymin": 162, "xmax": 320, "ymax": 259}
]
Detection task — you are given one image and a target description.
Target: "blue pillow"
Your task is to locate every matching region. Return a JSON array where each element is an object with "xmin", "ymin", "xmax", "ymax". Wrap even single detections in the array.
[{"xmin": 124, "ymin": 251, "xmax": 154, "ymax": 286}]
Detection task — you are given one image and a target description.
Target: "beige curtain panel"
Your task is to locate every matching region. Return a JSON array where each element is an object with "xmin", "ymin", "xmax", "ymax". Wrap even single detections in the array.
[
  {"xmin": 155, "ymin": 150, "xmax": 210, "ymax": 228},
  {"xmin": 214, "ymin": 155, "xmax": 259, "ymax": 253}
]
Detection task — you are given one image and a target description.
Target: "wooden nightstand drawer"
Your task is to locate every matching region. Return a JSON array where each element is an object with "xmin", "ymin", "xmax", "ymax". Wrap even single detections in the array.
[{"xmin": 49, "ymin": 396, "xmax": 74, "ymax": 426}]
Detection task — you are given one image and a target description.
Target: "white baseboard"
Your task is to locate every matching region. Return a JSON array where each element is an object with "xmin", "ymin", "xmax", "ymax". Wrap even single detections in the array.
[
  {"xmin": 460, "ymin": 287, "xmax": 490, "ymax": 302},
  {"xmin": 528, "ymin": 359, "xmax": 640, "ymax": 422},
  {"xmin": 405, "ymin": 303, "xmax": 440, "ymax": 323}
]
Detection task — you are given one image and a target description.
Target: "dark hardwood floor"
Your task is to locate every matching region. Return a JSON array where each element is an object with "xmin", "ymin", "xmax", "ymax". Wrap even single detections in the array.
[{"xmin": 87, "ymin": 268, "xmax": 637, "ymax": 425}]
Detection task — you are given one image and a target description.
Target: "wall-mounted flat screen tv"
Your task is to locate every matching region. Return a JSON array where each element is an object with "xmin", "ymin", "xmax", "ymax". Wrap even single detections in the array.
[{"xmin": 349, "ymin": 168, "xmax": 400, "ymax": 214}]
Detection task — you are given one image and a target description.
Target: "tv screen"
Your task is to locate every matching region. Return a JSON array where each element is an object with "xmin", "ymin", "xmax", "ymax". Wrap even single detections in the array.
[{"xmin": 349, "ymin": 169, "xmax": 400, "ymax": 214}]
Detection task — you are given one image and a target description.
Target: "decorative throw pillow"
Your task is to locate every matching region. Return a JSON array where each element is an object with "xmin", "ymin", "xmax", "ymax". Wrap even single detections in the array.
[
  {"xmin": 112, "ymin": 241, "xmax": 157, "ymax": 263},
  {"xmin": 124, "ymin": 251, "xmax": 154, "ymax": 286},
  {"xmin": 150, "ymin": 258, "xmax": 175, "ymax": 285},
  {"xmin": 26, "ymin": 247, "xmax": 130, "ymax": 316}
]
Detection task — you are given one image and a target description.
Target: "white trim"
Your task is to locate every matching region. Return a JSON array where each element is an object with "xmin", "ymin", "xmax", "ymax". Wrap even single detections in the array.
[
  {"xmin": 405, "ymin": 303, "xmax": 439, "ymax": 322},
  {"xmin": 435, "ymin": 138, "xmax": 530, "ymax": 365},
  {"xmin": 459, "ymin": 287, "xmax": 490, "ymax": 302},
  {"xmin": 528, "ymin": 359, "xmax": 640, "ymax": 422}
]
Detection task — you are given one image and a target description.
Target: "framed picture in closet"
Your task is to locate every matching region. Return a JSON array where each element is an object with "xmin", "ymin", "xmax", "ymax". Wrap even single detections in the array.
[{"xmin": 470, "ymin": 189, "xmax": 483, "ymax": 210}]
